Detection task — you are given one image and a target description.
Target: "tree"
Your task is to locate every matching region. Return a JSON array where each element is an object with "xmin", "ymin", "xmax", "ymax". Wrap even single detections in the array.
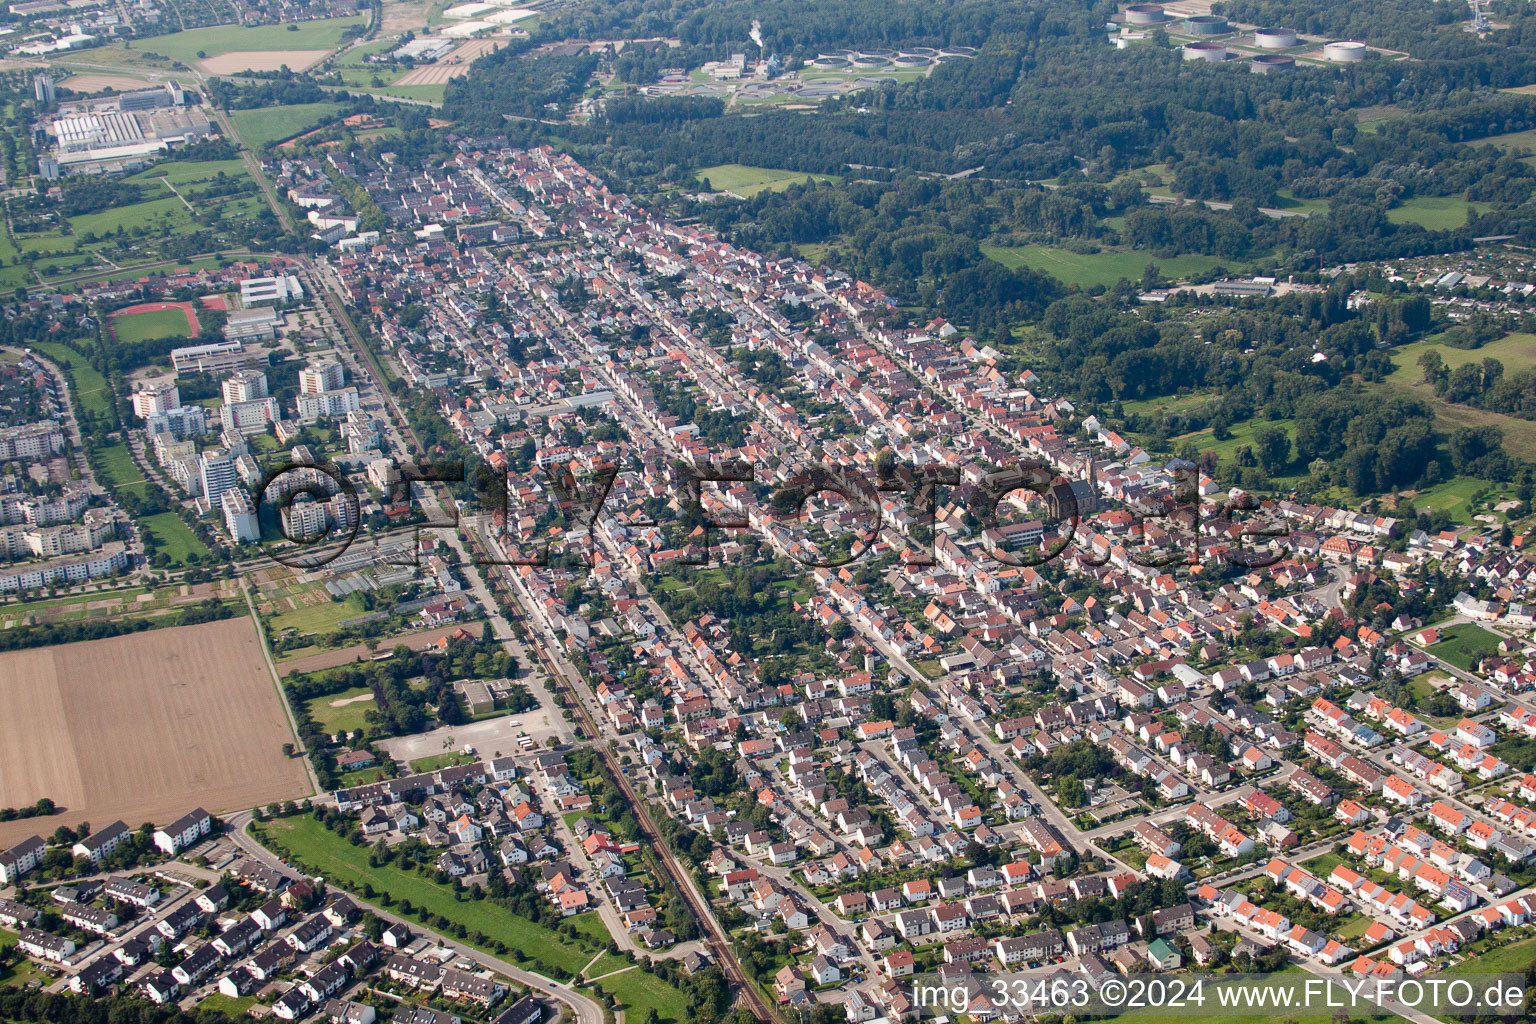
[
  {"xmin": 1057, "ymin": 775, "xmax": 1086, "ymax": 807},
  {"xmin": 1252, "ymin": 425, "xmax": 1290, "ymax": 476},
  {"xmin": 1417, "ymin": 349, "xmax": 1444, "ymax": 385}
]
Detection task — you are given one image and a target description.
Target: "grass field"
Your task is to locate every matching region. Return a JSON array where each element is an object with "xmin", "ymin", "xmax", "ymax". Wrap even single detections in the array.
[
  {"xmin": 1381, "ymin": 332, "xmax": 1536, "ymax": 464},
  {"xmin": 26, "ymin": 340, "xmax": 111, "ymax": 418},
  {"xmin": 588, "ymin": 965, "xmax": 691, "ymax": 1024},
  {"xmin": 1387, "ymin": 332, "xmax": 1536, "ymax": 386},
  {"xmin": 196, "ymin": 994, "xmax": 257, "ymax": 1015},
  {"xmin": 1471, "ymin": 126, "xmax": 1536, "ymax": 165},
  {"xmin": 1385, "ymin": 196, "xmax": 1491, "ymax": 231},
  {"xmin": 1404, "ymin": 475, "xmax": 1499, "ymax": 524},
  {"xmin": 1164, "ymin": 416, "xmax": 1298, "ymax": 472},
  {"xmin": 697, "ymin": 163, "xmax": 840, "ymax": 197},
  {"xmin": 0, "ymin": 580, "xmax": 238, "ymax": 629},
  {"xmin": 256, "ymin": 814, "xmax": 608, "ymax": 978},
  {"xmin": 408, "ymin": 751, "xmax": 476, "ymax": 773},
  {"xmin": 230, "ymin": 102, "xmax": 345, "ymax": 149},
  {"xmin": 264, "ymin": 591, "xmax": 366, "ymax": 636},
  {"xmin": 1438, "ymin": 933, "xmax": 1536, "ymax": 975},
  {"xmin": 982, "ymin": 243, "xmax": 1240, "ymax": 288},
  {"xmin": 111, "ymin": 307, "xmax": 193, "ymax": 344},
  {"xmin": 131, "ymin": 18, "xmax": 366, "ymax": 63},
  {"xmin": 1430, "ymin": 622, "xmax": 1503, "ymax": 671},
  {"xmin": 304, "ymin": 685, "xmax": 377, "ymax": 735},
  {"xmin": 94, "ymin": 443, "xmax": 146, "ymax": 494},
  {"xmin": 0, "ymin": 928, "xmax": 45, "ymax": 988},
  {"xmin": 141, "ymin": 511, "xmax": 211, "ymax": 564},
  {"xmin": 0, "ymin": 617, "xmax": 309, "ymax": 849}
]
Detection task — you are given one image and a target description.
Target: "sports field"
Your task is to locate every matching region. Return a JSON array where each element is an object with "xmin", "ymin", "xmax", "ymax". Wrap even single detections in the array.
[
  {"xmin": 110, "ymin": 304, "xmax": 197, "ymax": 343},
  {"xmin": 0, "ymin": 617, "xmax": 309, "ymax": 847}
]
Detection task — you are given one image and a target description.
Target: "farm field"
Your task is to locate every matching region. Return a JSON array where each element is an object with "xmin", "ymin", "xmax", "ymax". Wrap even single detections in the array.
[
  {"xmin": 1385, "ymin": 196, "xmax": 1490, "ymax": 230},
  {"xmin": 0, "ymin": 617, "xmax": 309, "ymax": 848},
  {"xmin": 982, "ymin": 243, "xmax": 1241, "ymax": 289},
  {"xmin": 230, "ymin": 102, "xmax": 345, "ymax": 149},
  {"xmin": 1471, "ymin": 125, "xmax": 1536, "ymax": 163},
  {"xmin": 1437, "ymin": 933, "xmax": 1536, "ymax": 975},
  {"xmin": 111, "ymin": 306, "xmax": 195, "ymax": 344},
  {"xmin": 132, "ymin": 18, "xmax": 367, "ymax": 65},
  {"xmin": 697, "ymin": 163, "xmax": 840, "ymax": 197},
  {"xmin": 276, "ymin": 623, "xmax": 471, "ymax": 676},
  {"xmin": 1377, "ymin": 332, "xmax": 1536, "ymax": 464},
  {"xmin": 256, "ymin": 814, "xmax": 610, "ymax": 978}
]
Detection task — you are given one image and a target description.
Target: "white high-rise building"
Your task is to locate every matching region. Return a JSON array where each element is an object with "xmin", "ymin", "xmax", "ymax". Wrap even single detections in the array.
[
  {"xmin": 221, "ymin": 370, "xmax": 268, "ymax": 405},
  {"xmin": 222, "ymin": 487, "xmax": 259, "ymax": 543},
  {"xmin": 299, "ymin": 359, "xmax": 344, "ymax": 395},
  {"xmin": 131, "ymin": 382, "xmax": 180, "ymax": 419},
  {"xmin": 199, "ymin": 450, "xmax": 237, "ymax": 513},
  {"xmin": 281, "ymin": 496, "xmax": 330, "ymax": 543}
]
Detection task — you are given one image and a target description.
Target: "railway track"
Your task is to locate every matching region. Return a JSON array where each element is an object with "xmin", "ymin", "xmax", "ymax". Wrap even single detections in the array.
[
  {"xmin": 319, "ymin": 262, "xmax": 775, "ymax": 1022},
  {"xmin": 470, "ymin": 534, "xmax": 774, "ymax": 1023}
]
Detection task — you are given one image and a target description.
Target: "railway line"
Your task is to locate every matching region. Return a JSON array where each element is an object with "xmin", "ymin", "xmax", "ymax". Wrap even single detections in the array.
[
  {"xmin": 462, "ymin": 529, "xmax": 776, "ymax": 1023},
  {"xmin": 317, "ymin": 267, "xmax": 775, "ymax": 1021}
]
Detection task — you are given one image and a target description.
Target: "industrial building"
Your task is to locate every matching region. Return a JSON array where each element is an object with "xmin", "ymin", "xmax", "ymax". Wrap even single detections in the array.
[{"xmin": 43, "ymin": 85, "xmax": 209, "ymax": 173}]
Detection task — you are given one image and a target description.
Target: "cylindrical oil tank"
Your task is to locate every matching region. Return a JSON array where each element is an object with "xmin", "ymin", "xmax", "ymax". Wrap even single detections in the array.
[
  {"xmin": 1254, "ymin": 27, "xmax": 1299, "ymax": 48},
  {"xmin": 1250, "ymin": 54, "xmax": 1295, "ymax": 73},
  {"xmin": 1182, "ymin": 41, "xmax": 1226, "ymax": 62},
  {"xmin": 1125, "ymin": 4, "xmax": 1168, "ymax": 26},
  {"xmin": 1185, "ymin": 15, "xmax": 1228, "ymax": 35},
  {"xmin": 1324, "ymin": 40, "xmax": 1367, "ymax": 61}
]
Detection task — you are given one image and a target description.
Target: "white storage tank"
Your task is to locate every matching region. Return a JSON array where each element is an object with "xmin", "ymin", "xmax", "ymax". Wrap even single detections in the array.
[
  {"xmin": 1324, "ymin": 40, "xmax": 1367, "ymax": 62},
  {"xmin": 1254, "ymin": 27, "xmax": 1299, "ymax": 49},
  {"xmin": 1182, "ymin": 40, "xmax": 1226, "ymax": 62},
  {"xmin": 1125, "ymin": 4, "xmax": 1168, "ymax": 26}
]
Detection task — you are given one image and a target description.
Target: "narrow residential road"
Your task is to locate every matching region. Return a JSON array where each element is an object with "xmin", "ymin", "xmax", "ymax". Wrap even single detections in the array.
[{"xmin": 227, "ymin": 810, "xmax": 605, "ymax": 1024}]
